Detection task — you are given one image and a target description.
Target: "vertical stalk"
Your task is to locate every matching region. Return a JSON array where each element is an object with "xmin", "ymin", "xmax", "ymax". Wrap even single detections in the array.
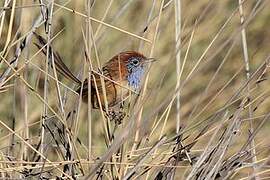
[
  {"xmin": 2, "ymin": 0, "xmax": 16, "ymax": 54},
  {"xmin": 40, "ymin": 0, "xmax": 54, "ymax": 159},
  {"xmin": 23, "ymin": 50, "xmax": 29, "ymax": 161},
  {"xmin": 0, "ymin": 0, "xmax": 12, "ymax": 40},
  {"xmin": 86, "ymin": 0, "xmax": 92, "ymax": 170},
  {"xmin": 174, "ymin": 0, "xmax": 181, "ymax": 133},
  {"xmin": 238, "ymin": 0, "xmax": 258, "ymax": 178}
]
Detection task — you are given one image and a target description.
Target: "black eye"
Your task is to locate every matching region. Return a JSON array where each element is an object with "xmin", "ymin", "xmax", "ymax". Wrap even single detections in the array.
[{"xmin": 132, "ymin": 59, "xmax": 139, "ymax": 66}]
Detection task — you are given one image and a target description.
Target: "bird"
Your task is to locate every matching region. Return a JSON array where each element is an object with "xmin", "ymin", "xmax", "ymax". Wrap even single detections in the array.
[{"xmin": 34, "ymin": 33, "xmax": 155, "ymax": 111}]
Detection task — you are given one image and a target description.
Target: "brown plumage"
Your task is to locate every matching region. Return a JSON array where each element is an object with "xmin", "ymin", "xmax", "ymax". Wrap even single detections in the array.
[{"xmin": 80, "ymin": 51, "xmax": 146, "ymax": 109}]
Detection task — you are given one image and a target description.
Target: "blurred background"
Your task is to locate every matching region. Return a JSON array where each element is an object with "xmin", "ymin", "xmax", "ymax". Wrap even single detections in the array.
[{"xmin": 0, "ymin": 0, "xmax": 270, "ymax": 179}]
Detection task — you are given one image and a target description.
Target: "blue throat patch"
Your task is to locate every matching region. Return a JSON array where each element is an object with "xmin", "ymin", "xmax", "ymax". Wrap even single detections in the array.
[{"xmin": 127, "ymin": 66, "xmax": 145, "ymax": 91}]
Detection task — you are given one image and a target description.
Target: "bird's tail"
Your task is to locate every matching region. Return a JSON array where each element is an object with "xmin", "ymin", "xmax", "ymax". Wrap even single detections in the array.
[{"xmin": 33, "ymin": 32, "xmax": 81, "ymax": 84}]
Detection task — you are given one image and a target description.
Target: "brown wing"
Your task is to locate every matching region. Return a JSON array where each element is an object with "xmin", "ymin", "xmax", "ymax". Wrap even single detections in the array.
[{"xmin": 79, "ymin": 72, "xmax": 117, "ymax": 109}]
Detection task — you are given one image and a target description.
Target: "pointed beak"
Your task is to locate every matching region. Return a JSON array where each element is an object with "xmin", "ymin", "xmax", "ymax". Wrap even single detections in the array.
[{"xmin": 144, "ymin": 58, "xmax": 156, "ymax": 63}]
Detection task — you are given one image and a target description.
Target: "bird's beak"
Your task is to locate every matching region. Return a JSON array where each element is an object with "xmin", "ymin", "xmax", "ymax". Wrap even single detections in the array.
[{"xmin": 145, "ymin": 58, "xmax": 156, "ymax": 63}]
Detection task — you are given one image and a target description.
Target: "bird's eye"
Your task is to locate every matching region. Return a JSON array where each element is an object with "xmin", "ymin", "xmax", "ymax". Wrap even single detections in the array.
[{"xmin": 132, "ymin": 59, "xmax": 139, "ymax": 66}]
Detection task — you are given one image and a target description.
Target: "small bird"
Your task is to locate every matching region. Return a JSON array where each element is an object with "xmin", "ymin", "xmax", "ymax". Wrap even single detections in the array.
[{"xmin": 34, "ymin": 34, "xmax": 155, "ymax": 111}]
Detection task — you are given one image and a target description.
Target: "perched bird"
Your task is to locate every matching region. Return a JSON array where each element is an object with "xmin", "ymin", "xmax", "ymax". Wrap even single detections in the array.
[{"xmin": 34, "ymin": 34, "xmax": 155, "ymax": 110}]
